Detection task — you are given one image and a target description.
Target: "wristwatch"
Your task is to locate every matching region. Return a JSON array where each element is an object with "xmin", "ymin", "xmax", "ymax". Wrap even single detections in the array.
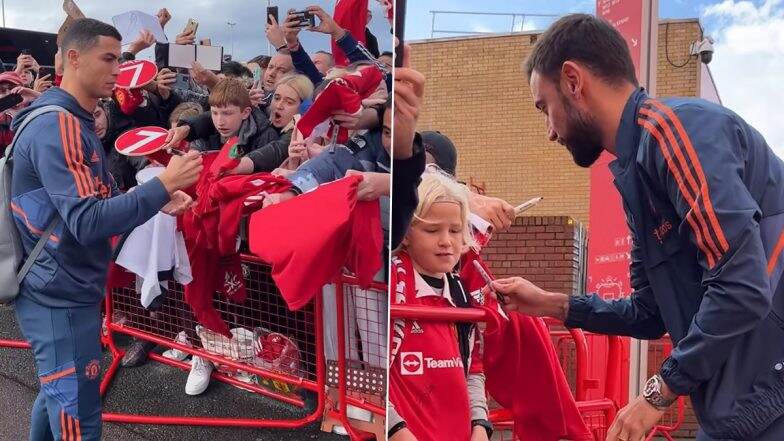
[
  {"xmin": 642, "ymin": 374, "xmax": 676, "ymax": 411},
  {"xmin": 471, "ymin": 419, "xmax": 493, "ymax": 438}
]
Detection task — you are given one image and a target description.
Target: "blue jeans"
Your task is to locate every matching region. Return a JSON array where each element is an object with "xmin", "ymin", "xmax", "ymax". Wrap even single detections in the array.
[{"xmin": 14, "ymin": 294, "xmax": 103, "ymax": 441}]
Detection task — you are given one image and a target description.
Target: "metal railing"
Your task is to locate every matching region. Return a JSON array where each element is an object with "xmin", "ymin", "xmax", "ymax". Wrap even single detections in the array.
[{"xmin": 429, "ymin": 10, "xmax": 561, "ymax": 39}]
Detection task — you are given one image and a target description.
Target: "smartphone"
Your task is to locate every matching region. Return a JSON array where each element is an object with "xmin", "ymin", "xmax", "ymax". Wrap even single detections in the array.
[
  {"xmin": 38, "ymin": 66, "xmax": 54, "ymax": 80},
  {"xmin": 290, "ymin": 10, "xmax": 316, "ymax": 28},
  {"xmin": 182, "ymin": 18, "xmax": 199, "ymax": 36},
  {"xmin": 173, "ymin": 73, "xmax": 191, "ymax": 90},
  {"xmin": 267, "ymin": 6, "xmax": 279, "ymax": 25},
  {"xmin": 514, "ymin": 196, "xmax": 543, "ymax": 216},
  {"xmin": 0, "ymin": 94, "xmax": 24, "ymax": 113},
  {"xmin": 394, "ymin": 0, "xmax": 406, "ymax": 68},
  {"xmin": 472, "ymin": 260, "xmax": 507, "ymax": 304}
]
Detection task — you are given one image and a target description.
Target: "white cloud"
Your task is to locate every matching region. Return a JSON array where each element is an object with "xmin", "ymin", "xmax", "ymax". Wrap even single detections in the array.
[
  {"xmin": 702, "ymin": 0, "xmax": 784, "ymax": 158},
  {"xmin": 470, "ymin": 23, "xmax": 493, "ymax": 33}
]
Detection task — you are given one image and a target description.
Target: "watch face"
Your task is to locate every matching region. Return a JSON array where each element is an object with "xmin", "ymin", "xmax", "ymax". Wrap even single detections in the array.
[{"xmin": 643, "ymin": 376, "xmax": 659, "ymax": 398}]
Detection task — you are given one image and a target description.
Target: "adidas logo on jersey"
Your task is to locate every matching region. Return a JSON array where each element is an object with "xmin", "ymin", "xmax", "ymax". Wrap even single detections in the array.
[{"xmin": 410, "ymin": 321, "xmax": 424, "ymax": 334}]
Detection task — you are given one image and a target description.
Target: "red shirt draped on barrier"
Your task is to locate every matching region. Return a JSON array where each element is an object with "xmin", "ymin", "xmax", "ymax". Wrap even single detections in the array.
[
  {"xmin": 181, "ymin": 139, "xmax": 291, "ymax": 336},
  {"xmin": 248, "ymin": 175, "xmax": 382, "ymax": 311}
]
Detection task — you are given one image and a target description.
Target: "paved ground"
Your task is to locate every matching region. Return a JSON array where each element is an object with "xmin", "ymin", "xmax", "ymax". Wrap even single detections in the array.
[{"xmin": 0, "ymin": 305, "xmax": 344, "ymax": 441}]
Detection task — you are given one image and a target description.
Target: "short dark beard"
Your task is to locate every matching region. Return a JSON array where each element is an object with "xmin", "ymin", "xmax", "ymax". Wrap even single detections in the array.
[{"xmin": 559, "ymin": 90, "xmax": 604, "ymax": 168}]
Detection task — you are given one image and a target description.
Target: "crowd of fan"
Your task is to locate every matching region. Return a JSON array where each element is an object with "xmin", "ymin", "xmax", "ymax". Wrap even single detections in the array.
[{"xmin": 2, "ymin": 5, "xmax": 392, "ymax": 407}]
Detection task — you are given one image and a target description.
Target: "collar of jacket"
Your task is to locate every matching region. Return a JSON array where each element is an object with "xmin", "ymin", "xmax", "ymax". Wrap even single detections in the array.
[
  {"xmin": 235, "ymin": 106, "xmax": 285, "ymax": 149},
  {"xmin": 610, "ymin": 87, "xmax": 649, "ymax": 172}
]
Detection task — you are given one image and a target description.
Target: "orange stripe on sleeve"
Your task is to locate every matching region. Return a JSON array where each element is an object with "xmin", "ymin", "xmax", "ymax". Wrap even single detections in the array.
[
  {"xmin": 768, "ymin": 229, "xmax": 784, "ymax": 276},
  {"xmin": 10, "ymin": 203, "xmax": 60, "ymax": 243},
  {"xmin": 60, "ymin": 410, "xmax": 68, "ymax": 441},
  {"xmin": 69, "ymin": 115, "xmax": 96, "ymax": 197},
  {"xmin": 638, "ymin": 118, "xmax": 718, "ymax": 268},
  {"xmin": 67, "ymin": 114, "xmax": 95, "ymax": 197},
  {"xmin": 58, "ymin": 113, "xmax": 87, "ymax": 197},
  {"xmin": 74, "ymin": 417, "xmax": 82, "ymax": 441},
  {"xmin": 639, "ymin": 107, "xmax": 724, "ymax": 261},
  {"xmin": 648, "ymin": 99, "xmax": 730, "ymax": 253}
]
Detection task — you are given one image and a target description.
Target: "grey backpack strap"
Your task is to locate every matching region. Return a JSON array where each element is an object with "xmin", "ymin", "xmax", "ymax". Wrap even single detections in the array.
[
  {"xmin": 17, "ymin": 217, "xmax": 58, "ymax": 282},
  {"xmin": 11, "ymin": 105, "xmax": 68, "ymax": 282},
  {"xmin": 6, "ymin": 105, "xmax": 68, "ymax": 158}
]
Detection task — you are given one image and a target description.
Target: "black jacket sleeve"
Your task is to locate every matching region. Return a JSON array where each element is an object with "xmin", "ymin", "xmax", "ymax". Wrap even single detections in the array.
[
  {"xmin": 391, "ymin": 134, "xmax": 425, "ymax": 250},
  {"xmin": 182, "ymin": 111, "xmax": 217, "ymax": 141},
  {"xmin": 246, "ymin": 130, "xmax": 292, "ymax": 172}
]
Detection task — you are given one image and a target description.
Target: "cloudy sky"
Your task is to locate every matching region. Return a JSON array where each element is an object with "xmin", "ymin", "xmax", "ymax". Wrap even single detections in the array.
[
  {"xmin": 405, "ymin": 0, "xmax": 784, "ymax": 159},
  {"xmin": 3, "ymin": 1, "xmax": 780, "ymax": 157},
  {"xmin": 2, "ymin": 0, "xmax": 392, "ymax": 61}
]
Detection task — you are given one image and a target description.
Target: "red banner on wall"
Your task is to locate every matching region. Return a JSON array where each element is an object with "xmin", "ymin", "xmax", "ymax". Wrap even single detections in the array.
[
  {"xmin": 589, "ymin": 0, "xmax": 645, "ymax": 306},
  {"xmin": 588, "ymin": 0, "xmax": 656, "ymax": 405}
]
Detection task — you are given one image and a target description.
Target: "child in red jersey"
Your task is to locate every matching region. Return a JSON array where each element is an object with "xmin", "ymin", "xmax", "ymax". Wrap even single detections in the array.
[{"xmin": 388, "ymin": 171, "xmax": 492, "ymax": 441}]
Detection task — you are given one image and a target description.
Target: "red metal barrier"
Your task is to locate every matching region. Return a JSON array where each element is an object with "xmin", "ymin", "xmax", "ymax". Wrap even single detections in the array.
[
  {"xmin": 0, "ymin": 338, "xmax": 30, "ymax": 349},
  {"xmin": 389, "ymin": 304, "xmax": 622, "ymax": 440},
  {"xmin": 317, "ymin": 275, "xmax": 387, "ymax": 440},
  {"xmin": 2, "ymin": 254, "xmax": 387, "ymax": 440},
  {"xmin": 100, "ymin": 253, "xmax": 327, "ymax": 429}
]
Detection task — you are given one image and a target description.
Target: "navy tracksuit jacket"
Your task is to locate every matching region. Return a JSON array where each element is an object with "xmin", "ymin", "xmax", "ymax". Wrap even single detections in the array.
[{"xmin": 566, "ymin": 88, "xmax": 784, "ymax": 440}]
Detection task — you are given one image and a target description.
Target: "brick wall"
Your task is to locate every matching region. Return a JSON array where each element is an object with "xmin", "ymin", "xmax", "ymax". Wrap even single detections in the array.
[
  {"xmin": 411, "ymin": 19, "xmax": 704, "ymax": 438},
  {"xmin": 410, "ymin": 19, "xmax": 701, "ymax": 228},
  {"xmin": 480, "ymin": 216, "xmax": 582, "ymax": 294}
]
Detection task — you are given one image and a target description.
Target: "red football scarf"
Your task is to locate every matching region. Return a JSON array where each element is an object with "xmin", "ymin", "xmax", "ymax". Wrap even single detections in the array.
[
  {"xmin": 331, "ymin": 0, "xmax": 368, "ymax": 67},
  {"xmin": 181, "ymin": 138, "xmax": 291, "ymax": 336},
  {"xmin": 460, "ymin": 250, "xmax": 592, "ymax": 441},
  {"xmin": 389, "ymin": 251, "xmax": 474, "ymax": 441},
  {"xmin": 296, "ymin": 67, "xmax": 383, "ymax": 145},
  {"xmin": 248, "ymin": 176, "xmax": 382, "ymax": 310}
]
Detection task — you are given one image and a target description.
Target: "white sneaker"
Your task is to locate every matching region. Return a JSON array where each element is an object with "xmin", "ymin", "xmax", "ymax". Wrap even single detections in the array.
[
  {"xmin": 185, "ymin": 356, "xmax": 213, "ymax": 395},
  {"xmin": 162, "ymin": 331, "xmax": 191, "ymax": 361}
]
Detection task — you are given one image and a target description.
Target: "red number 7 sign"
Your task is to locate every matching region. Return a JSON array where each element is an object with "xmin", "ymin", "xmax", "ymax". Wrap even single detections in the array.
[{"xmin": 116, "ymin": 60, "xmax": 158, "ymax": 89}]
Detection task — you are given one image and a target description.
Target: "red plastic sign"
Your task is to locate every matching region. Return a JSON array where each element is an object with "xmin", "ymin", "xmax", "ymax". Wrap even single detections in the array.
[
  {"xmin": 116, "ymin": 59, "xmax": 158, "ymax": 89},
  {"xmin": 596, "ymin": 0, "xmax": 644, "ymax": 78},
  {"xmin": 115, "ymin": 126, "xmax": 168, "ymax": 156}
]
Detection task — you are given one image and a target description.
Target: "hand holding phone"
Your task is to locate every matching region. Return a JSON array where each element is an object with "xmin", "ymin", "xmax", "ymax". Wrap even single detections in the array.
[
  {"xmin": 290, "ymin": 10, "xmax": 316, "ymax": 28},
  {"xmin": 394, "ymin": 0, "xmax": 406, "ymax": 68},
  {"xmin": 182, "ymin": 18, "xmax": 198, "ymax": 37},
  {"xmin": 267, "ymin": 6, "xmax": 279, "ymax": 25}
]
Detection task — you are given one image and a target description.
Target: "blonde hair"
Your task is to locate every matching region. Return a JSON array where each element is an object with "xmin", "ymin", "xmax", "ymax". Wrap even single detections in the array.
[
  {"xmin": 410, "ymin": 170, "xmax": 476, "ymax": 249},
  {"xmin": 275, "ymin": 73, "xmax": 314, "ymax": 102}
]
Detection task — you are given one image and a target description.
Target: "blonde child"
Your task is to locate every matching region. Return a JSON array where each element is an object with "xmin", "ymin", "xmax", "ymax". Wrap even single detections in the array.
[{"xmin": 388, "ymin": 171, "xmax": 492, "ymax": 441}]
